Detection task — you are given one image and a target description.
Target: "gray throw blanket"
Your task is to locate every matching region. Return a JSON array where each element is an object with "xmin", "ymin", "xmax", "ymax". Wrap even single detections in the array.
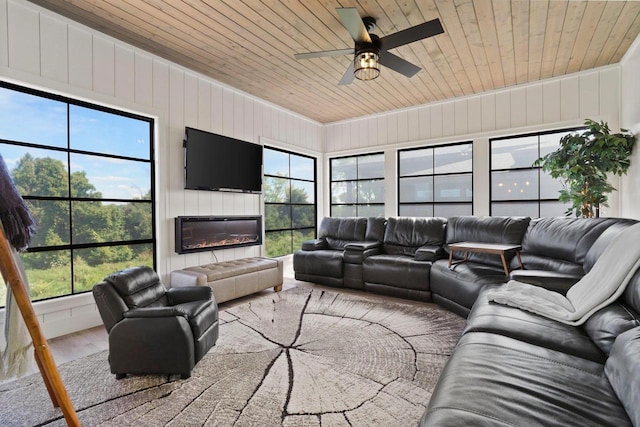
[{"xmin": 486, "ymin": 222, "xmax": 640, "ymax": 326}]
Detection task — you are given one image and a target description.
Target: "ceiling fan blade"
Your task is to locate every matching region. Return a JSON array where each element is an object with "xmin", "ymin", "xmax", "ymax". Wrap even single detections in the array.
[
  {"xmin": 380, "ymin": 18, "xmax": 444, "ymax": 51},
  {"xmin": 336, "ymin": 7, "xmax": 371, "ymax": 44},
  {"xmin": 338, "ymin": 62, "xmax": 355, "ymax": 86},
  {"xmin": 379, "ymin": 51, "xmax": 421, "ymax": 77},
  {"xmin": 294, "ymin": 48, "xmax": 353, "ymax": 60}
]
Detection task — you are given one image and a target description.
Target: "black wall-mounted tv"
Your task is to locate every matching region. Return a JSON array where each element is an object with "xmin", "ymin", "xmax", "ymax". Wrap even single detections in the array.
[{"xmin": 184, "ymin": 127, "xmax": 262, "ymax": 193}]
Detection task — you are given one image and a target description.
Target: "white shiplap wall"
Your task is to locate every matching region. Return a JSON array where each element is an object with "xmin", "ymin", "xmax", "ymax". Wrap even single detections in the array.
[
  {"xmin": 620, "ymin": 33, "xmax": 640, "ymax": 219},
  {"xmin": 323, "ymin": 66, "xmax": 622, "ymax": 218},
  {"xmin": 0, "ymin": 0, "xmax": 322, "ymax": 338}
]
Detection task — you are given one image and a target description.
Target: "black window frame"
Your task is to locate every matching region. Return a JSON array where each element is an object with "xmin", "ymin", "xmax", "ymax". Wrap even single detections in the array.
[
  {"xmin": 263, "ymin": 146, "xmax": 317, "ymax": 257},
  {"xmin": 489, "ymin": 127, "xmax": 584, "ymax": 217},
  {"xmin": 398, "ymin": 141, "xmax": 474, "ymax": 217},
  {"xmin": 330, "ymin": 152, "xmax": 385, "ymax": 217},
  {"xmin": 0, "ymin": 80, "xmax": 156, "ymax": 306}
]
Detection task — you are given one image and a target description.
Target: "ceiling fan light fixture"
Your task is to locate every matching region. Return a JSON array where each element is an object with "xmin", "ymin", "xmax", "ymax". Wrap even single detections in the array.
[{"xmin": 354, "ymin": 50, "xmax": 380, "ymax": 81}]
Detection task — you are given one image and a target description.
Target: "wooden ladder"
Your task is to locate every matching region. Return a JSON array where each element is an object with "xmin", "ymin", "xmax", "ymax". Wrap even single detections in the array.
[{"xmin": 0, "ymin": 225, "xmax": 80, "ymax": 426}]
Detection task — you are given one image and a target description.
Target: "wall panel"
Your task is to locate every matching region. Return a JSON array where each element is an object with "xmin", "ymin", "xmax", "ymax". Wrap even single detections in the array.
[
  {"xmin": 494, "ymin": 91, "xmax": 511, "ymax": 130},
  {"xmin": 407, "ymin": 108, "xmax": 420, "ymax": 141},
  {"xmin": 418, "ymin": 106, "xmax": 430, "ymax": 140},
  {"xmin": 579, "ymin": 71, "xmax": 600, "ymax": 119},
  {"xmin": 429, "ymin": 104, "xmax": 443, "ymax": 138},
  {"xmin": 526, "ymin": 84, "xmax": 543, "ymax": 126},
  {"xmin": 134, "ymin": 51, "xmax": 152, "ymax": 106},
  {"xmin": 442, "ymin": 102, "xmax": 455, "ymax": 136},
  {"xmin": 510, "ymin": 87, "xmax": 527, "ymax": 128},
  {"xmin": 454, "ymin": 99, "xmax": 468, "ymax": 135},
  {"xmin": 68, "ymin": 26, "xmax": 92, "ymax": 89},
  {"xmin": 0, "ymin": 0, "xmax": 322, "ymax": 338},
  {"xmin": 467, "ymin": 96, "xmax": 482, "ymax": 134},
  {"xmin": 599, "ymin": 67, "xmax": 619, "ymax": 129},
  {"xmin": 481, "ymin": 93, "xmax": 496, "ymax": 132},
  {"xmin": 621, "ymin": 35, "xmax": 640, "ymax": 219},
  {"xmin": 92, "ymin": 36, "xmax": 115, "ymax": 96},
  {"xmin": 7, "ymin": 0, "xmax": 39, "ymax": 73},
  {"xmin": 114, "ymin": 45, "xmax": 134, "ymax": 102},
  {"xmin": 40, "ymin": 14, "xmax": 67, "ymax": 83},
  {"xmin": 0, "ymin": 0, "xmax": 8, "ymax": 66},
  {"xmin": 542, "ymin": 80, "xmax": 561, "ymax": 123},
  {"xmin": 560, "ymin": 75, "xmax": 580, "ymax": 121}
]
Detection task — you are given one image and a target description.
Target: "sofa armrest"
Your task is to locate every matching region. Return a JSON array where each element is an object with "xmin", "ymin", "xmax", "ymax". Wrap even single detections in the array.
[
  {"xmin": 509, "ymin": 270, "xmax": 582, "ymax": 295},
  {"xmin": 167, "ymin": 286, "xmax": 212, "ymax": 305},
  {"xmin": 124, "ymin": 307, "xmax": 183, "ymax": 318},
  {"xmin": 344, "ymin": 241, "xmax": 382, "ymax": 264},
  {"xmin": 605, "ymin": 327, "xmax": 640, "ymax": 427},
  {"xmin": 345, "ymin": 241, "xmax": 381, "ymax": 251},
  {"xmin": 415, "ymin": 245, "xmax": 444, "ymax": 262},
  {"xmin": 301, "ymin": 238, "xmax": 328, "ymax": 251}
]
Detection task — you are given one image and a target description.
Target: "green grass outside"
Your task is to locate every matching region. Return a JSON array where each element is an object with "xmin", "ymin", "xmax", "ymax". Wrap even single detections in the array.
[{"xmin": 0, "ymin": 251, "xmax": 153, "ymax": 308}]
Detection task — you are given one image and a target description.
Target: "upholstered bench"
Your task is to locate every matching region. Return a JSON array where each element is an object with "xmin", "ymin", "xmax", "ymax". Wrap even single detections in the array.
[{"xmin": 170, "ymin": 257, "xmax": 283, "ymax": 304}]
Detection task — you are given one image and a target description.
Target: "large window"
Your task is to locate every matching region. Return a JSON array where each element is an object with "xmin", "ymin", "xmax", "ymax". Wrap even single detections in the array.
[
  {"xmin": 263, "ymin": 147, "xmax": 316, "ymax": 257},
  {"xmin": 398, "ymin": 142, "xmax": 473, "ymax": 217},
  {"xmin": 490, "ymin": 129, "xmax": 579, "ymax": 217},
  {"xmin": 0, "ymin": 82, "xmax": 155, "ymax": 307},
  {"xmin": 330, "ymin": 153, "xmax": 384, "ymax": 217}
]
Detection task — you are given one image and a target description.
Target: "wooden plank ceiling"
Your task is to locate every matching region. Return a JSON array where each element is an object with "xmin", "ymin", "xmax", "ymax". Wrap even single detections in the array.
[{"xmin": 28, "ymin": 0, "xmax": 640, "ymax": 124}]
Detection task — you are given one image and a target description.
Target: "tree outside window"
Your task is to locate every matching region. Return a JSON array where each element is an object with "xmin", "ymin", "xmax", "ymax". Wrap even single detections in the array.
[
  {"xmin": 263, "ymin": 147, "xmax": 316, "ymax": 257},
  {"xmin": 0, "ymin": 83, "xmax": 154, "ymax": 306}
]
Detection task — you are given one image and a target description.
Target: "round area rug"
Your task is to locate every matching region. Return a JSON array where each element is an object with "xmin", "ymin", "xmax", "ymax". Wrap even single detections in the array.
[{"xmin": 0, "ymin": 287, "xmax": 465, "ymax": 426}]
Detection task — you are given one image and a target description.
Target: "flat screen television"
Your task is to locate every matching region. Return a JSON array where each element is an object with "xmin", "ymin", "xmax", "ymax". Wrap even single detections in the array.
[{"xmin": 184, "ymin": 127, "xmax": 262, "ymax": 193}]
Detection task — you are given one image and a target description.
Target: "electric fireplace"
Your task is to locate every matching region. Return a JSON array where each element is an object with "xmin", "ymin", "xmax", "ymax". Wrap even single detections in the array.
[{"xmin": 175, "ymin": 216, "xmax": 262, "ymax": 254}]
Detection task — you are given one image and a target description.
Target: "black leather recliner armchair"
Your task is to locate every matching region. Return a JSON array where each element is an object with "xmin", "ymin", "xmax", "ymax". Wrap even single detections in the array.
[{"xmin": 93, "ymin": 266, "xmax": 219, "ymax": 379}]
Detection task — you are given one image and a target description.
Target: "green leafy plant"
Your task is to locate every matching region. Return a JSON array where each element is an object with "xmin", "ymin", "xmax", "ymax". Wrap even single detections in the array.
[{"xmin": 534, "ymin": 119, "xmax": 636, "ymax": 218}]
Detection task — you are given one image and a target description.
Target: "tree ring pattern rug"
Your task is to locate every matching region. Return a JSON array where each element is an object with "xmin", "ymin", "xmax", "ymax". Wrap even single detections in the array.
[{"xmin": 0, "ymin": 287, "xmax": 465, "ymax": 426}]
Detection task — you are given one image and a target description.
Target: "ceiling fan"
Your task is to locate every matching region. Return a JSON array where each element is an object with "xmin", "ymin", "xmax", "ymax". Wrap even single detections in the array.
[{"xmin": 294, "ymin": 7, "xmax": 444, "ymax": 85}]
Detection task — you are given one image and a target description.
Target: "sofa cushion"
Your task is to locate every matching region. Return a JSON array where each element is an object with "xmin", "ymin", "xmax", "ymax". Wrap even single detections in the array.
[
  {"xmin": 521, "ymin": 217, "xmax": 615, "ymax": 267},
  {"xmin": 105, "ymin": 266, "xmax": 168, "ymax": 308},
  {"xmin": 365, "ymin": 217, "xmax": 387, "ymax": 242},
  {"xmin": 605, "ymin": 327, "xmax": 640, "ymax": 427},
  {"xmin": 363, "ymin": 254, "xmax": 431, "ymax": 291},
  {"xmin": 623, "ymin": 270, "xmax": 640, "ymax": 314},
  {"xmin": 584, "ymin": 302, "xmax": 640, "ymax": 355},
  {"xmin": 421, "ymin": 333, "xmax": 632, "ymax": 427},
  {"xmin": 382, "ymin": 216, "xmax": 447, "ymax": 256},
  {"xmin": 467, "ymin": 288, "xmax": 606, "ymax": 363},
  {"xmin": 515, "ymin": 254, "xmax": 586, "ymax": 276},
  {"xmin": 292, "ymin": 249, "xmax": 343, "ymax": 278},
  {"xmin": 445, "ymin": 216, "xmax": 530, "ymax": 268},
  {"xmin": 318, "ymin": 216, "xmax": 367, "ymax": 249},
  {"xmin": 430, "ymin": 259, "xmax": 507, "ymax": 315}
]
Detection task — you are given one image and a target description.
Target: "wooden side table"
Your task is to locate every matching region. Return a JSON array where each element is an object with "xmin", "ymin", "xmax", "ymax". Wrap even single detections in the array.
[{"xmin": 448, "ymin": 242, "xmax": 523, "ymax": 276}]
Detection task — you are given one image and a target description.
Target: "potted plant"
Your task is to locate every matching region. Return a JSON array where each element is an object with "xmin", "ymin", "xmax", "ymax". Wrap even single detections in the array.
[{"xmin": 534, "ymin": 119, "xmax": 636, "ymax": 218}]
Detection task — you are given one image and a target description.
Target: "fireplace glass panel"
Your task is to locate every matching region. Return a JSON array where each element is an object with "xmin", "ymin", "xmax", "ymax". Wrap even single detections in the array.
[{"xmin": 175, "ymin": 216, "xmax": 262, "ymax": 254}]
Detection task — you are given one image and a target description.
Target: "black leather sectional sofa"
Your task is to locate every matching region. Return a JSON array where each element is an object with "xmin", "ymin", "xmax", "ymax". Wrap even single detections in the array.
[{"xmin": 293, "ymin": 215, "xmax": 640, "ymax": 426}]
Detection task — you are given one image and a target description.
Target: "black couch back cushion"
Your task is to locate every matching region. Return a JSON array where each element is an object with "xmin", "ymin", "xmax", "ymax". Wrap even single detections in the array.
[
  {"xmin": 105, "ymin": 265, "xmax": 168, "ymax": 308},
  {"xmin": 382, "ymin": 217, "xmax": 447, "ymax": 256},
  {"xmin": 365, "ymin": 217, "xmax": 387, "ymax": 242},
  {"xmin": 318, "ymin": 217, "xmax": 368, "ymax": 249},
  {"xmin": 521, "ymin": 217, "xmax": 618, "ymax": 267}
]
